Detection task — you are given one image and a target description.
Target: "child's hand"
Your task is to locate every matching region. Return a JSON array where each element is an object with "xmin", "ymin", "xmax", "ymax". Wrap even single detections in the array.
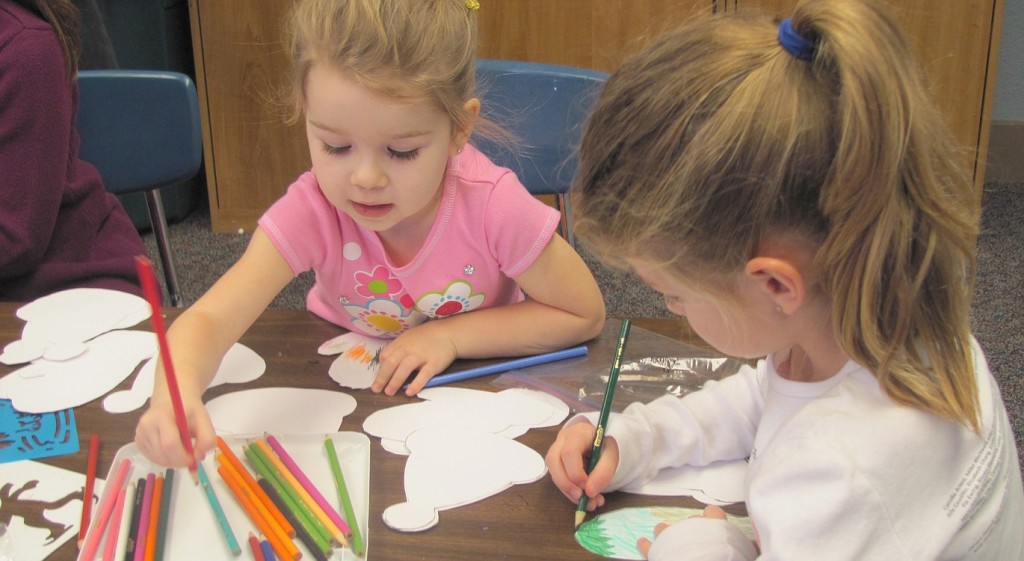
[
  {"xmin": 371, "ymin": 322, "xmax": 458, "ymax": 396},
  {"xmin": 545, "ymin": 421, "xmax": 620, "ymax": 511},
  {"xmin": 636, "ymin": 506, "xmax": 728, "ymax": 558},
  {"xmin": 134, "ymin": 394, "xmax": 216, "ymax": 468}
]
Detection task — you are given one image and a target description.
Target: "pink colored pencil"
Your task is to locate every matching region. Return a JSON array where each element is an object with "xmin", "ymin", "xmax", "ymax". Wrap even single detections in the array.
[
  {"xmin": 265, "ymin": 433, "xmax": 352, "ymax": 538},
  {"xmin": 135, "ymin": 257, "xmax": 198, "ymax": 483},
  {"xmin": 133, "ymin": 472, "xmax": 156, "ymax": 561},
  {"xmin": 79, "ymin": 457, "xmax": 132, "ymax": 560},
  {"xmin": 102, "ymin": 484, "xmax": 129, "ymax": 561}
]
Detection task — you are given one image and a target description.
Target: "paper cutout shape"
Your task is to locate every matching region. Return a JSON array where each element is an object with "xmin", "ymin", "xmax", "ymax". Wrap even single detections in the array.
[
  {"xmin": 80, "ymin": 433, "xmax": 369, "ymax": 560},
  {"xmin": 363, "ymin": 387, "xmax": 564, "ymax": 454},
  {"xmin": 0, "ymin": 330, "xmax": 156, "ymax": 414},
  {"xmin": 622, "ymin": 460, "xmax": 747, "ymax": 505},
  {"xmin": 0, "ymin": 400, "xmax": 78, "ymax": 464},
  {"xmin": 103, "ymin": 342, "xmax": 266, "ymax": 413},
  {"xmin": 206, "ymin": 388, "xmax": 356, "ymax": 435},
  {"xmin": 0, "ymin": 288, "xmax": 149, "ymax": 365},
  {"xmin": 575, "ymin": 506, "xmax": 755, "ymax": 560},
  {"xmin": 382, "ymin": 427, "xmax": 546, "ymax": 532},
  {"xmin": 0, "ymin": 460, "xmax": 106, "ymax": 561},
  {"xmin": 322, "ymin": 332, "xmax": 387, "ymax": 389}
]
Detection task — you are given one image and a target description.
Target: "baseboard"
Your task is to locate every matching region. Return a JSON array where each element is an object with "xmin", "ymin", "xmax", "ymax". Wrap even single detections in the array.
[{"xmin": 985, "ymin": 121, "xmax": 1024, "ymax": 183}]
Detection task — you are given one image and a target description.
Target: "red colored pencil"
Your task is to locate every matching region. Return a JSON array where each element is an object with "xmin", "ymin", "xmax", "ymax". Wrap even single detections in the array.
[
  {"xmin": 135, "ymin": 256, "xmax": 198, "ymax": 483},
  {"xmin": 248, "ymin": 532, "xmax": 266, "ymax": 561},
  {"xmin": 78, "ymin": 433, "xmax": 100, "ymax": 549}
]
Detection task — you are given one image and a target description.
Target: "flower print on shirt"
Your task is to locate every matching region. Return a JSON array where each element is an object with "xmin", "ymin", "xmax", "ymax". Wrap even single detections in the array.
[
  {"xmin": 344, "ymin": 297, "xmax": 426, "ymax": 338},
  {"xmin": 354, "ymin": 265, "xmax": 404, "ymax": 299},
  {"xmin": 415, "ymin": 280, "xmax": 485, "ymax": 318}
]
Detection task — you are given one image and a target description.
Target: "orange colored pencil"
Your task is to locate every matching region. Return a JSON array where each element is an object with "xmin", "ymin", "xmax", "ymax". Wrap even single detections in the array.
[
  {"xmin": 217, "ymin": 436, "xmax": 295, "ymax": 537},
  {"xmin": 254, "ymin": 438, "xmax": 346, "ymax": 546},
  {"xmin": 144, "ymin": 474, "xmax": 163, "ymax": 561},
  {"xmin": 216, "ymin": 453, "xmax": 294, "ymax": 555},
  {"xmin": 216, "ymin": 463, "xmax": 299, "ymax": 561}
]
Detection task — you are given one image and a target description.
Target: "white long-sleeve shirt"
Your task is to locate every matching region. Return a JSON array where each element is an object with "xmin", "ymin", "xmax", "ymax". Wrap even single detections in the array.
[{"xmin": 573, "ymin": 338, "xmax": 1024, "ymax": 560}]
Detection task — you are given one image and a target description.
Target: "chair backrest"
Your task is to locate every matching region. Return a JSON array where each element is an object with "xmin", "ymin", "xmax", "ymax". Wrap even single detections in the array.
[
  {"xmin": 76, "ymin": 70, "xmax": 203, "ymax": 195},
  {"xmin": 474, "ymin": 59, "xmax": 608, "ymax": 197}
]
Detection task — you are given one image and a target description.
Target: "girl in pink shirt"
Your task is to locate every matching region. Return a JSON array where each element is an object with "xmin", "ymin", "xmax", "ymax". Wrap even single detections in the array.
[{"xmin": 136, "ymin": 0, "xmax": 605, "ymax": 468}]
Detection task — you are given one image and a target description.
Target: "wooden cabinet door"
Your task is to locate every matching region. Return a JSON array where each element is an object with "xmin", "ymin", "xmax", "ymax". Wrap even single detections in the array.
[
  {"xmin": 190, "ymin": 0, "xmax": 309, "ymax": 233},
  {"xmin": 730, "ymin": 0, "xmax": 1002, "ymax": 189},
  {"xmin": 478, "ymin": 0, "xmax": 709, "ymax": 72}
]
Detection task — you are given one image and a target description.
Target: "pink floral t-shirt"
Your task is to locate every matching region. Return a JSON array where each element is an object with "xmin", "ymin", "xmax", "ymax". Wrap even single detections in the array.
[{"xmin": 257, "ymin": 144, "xmax": 561, "ymax": 338}]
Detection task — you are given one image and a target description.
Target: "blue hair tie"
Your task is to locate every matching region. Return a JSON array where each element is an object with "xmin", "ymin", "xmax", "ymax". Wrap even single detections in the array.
[{"xmin": 778, "ymin": 18, "xmax": 814, "ymax": 60}]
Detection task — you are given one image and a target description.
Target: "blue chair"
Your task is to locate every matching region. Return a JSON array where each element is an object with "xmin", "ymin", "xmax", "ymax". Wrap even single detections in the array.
[
  {"xmin": 474, "ymin": 60, "xmax": 608, "ymax": 247},
  {"xmin": 76, "ymin": 70, "xmax": 203, "ymax": 306}
]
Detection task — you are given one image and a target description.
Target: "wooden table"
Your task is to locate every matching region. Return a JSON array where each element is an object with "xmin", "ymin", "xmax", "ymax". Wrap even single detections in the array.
[{"xmin": 0, "ymin": 303, "xmax": 740, "ymax": 560}]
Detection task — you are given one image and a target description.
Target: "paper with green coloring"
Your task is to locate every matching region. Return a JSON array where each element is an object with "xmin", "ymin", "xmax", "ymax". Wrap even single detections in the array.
[{"xmin": 575, "ymin": 506, "xmax": 755, "ymax": 560}]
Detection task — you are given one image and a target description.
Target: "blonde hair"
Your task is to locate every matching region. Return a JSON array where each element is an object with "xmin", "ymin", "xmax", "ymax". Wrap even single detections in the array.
[
  {"xmin": 286, "ymin": 0, "xmax": 478, "ymax": 133},
  {"xmin": 572, "ymin": 0, "xmax": 981, "ymax": 430}
]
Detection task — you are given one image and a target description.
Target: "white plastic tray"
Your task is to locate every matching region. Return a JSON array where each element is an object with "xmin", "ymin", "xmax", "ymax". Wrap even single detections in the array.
[{"xmin": 78, "ymin": 432, "xmax": 370, "ymax": 560}]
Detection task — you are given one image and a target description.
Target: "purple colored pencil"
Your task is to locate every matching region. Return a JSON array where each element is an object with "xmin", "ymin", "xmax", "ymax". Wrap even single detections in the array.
[{"xmin": 133, "ymin": 472, "xmax": 156, "ymax": 561}]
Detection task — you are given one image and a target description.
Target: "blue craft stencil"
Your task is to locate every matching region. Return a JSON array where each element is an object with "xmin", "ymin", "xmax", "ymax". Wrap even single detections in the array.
[{"xmin": 0, "ymin": 399, "xmax": 79, "ymax": 463}]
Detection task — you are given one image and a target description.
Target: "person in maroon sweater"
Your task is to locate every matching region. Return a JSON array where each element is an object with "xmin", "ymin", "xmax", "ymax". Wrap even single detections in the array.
[{"xmin": 0, "ymin": 0, "xmax": 147, "ymax": 301}]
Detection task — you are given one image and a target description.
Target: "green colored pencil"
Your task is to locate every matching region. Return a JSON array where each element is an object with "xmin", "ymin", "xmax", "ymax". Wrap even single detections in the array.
[
  {"xmin": 575, "ymin": 319, "xmax": 632, "ymax": 528},
  {"xmin": 325, "ymin": 436, "xmax": 365, "ymax": 556},
  {"xmin": 244, "ymin": 443, "xmax": 333, "ymax": 553}
]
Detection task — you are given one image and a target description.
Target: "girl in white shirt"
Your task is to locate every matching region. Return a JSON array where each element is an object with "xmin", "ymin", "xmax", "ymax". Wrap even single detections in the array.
[{"xmin": 545, "ymin": 0, "xmax": 1024, "ymax": 559}]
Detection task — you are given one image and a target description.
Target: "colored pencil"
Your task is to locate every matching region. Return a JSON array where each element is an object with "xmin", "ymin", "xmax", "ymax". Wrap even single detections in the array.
[
  {"xmin": 258, "ymin": 477, "xmax": 331, "ymax": 561},
  {"xmin": 248, "ymin": 532, "xmax": 266, "ymax": 561},
  {"xmin": 325, "ymin": 436, "xmax": 365, "ymax": 556},
  {"xmin": 133, "ymin": 472, "xmax": 155, "ymax": 561},
  {"xmin": 246, "ymin": 445, "xmax": 332, "ymax": 557},
  {"xmin": 414, "ymin": 345, "xmax": 589, "ymax": 389},
  {"xmin": 575, "ymin": 319, "xmax": 631, "ymax": 528},
  {"xmin": 217, "ymin": 436, "xmax": 295, "ymax": 537},
  {"xmin": 216, "ymin": 463, "xmax": 297, "ymax": 561},
  {"xmin": 102, "ymin": 483, "xmax": 129, "ymax": 561},
  {"xmin": 153, "ymin": 469, "xmax": 174, "ymax": 561},
  {"xmin": 251, "ymin": 440, "xmax": 333, "ymax": 547},
  {"xmin": 124, "ymin": 477, "xmax": 146, "ymax": 561},
  {"xmin": 216, "ymin": 453, "xmax": 291, "ymax": 549},
  {"xmin": 143, "ymin": 474, "xmax": 163, "ymax": 561},
  {"xmin": 78, "ymin": 457, "xmax": 132, "ymax": 561},
  {"xmin": 197, "ymin": 462, "xmax": 241, "ymax": 555},
  {"xmin": 265, "ymin": 433, "xmax": 351, "ymax": 538},
  {"xmin": 261, "ymin": 538, "xmax": 277, "ymax": 561},
  {"xmin": 216, "ymin": 453, "xmax": 297, "ymax": 559},
  {"xmin": 134, "ymin": 256, "xmax": 198, "ymax": 483},
  {"xmin": 79, "ymin": 433, "xmax": 100, "ymax": 549},
  {"xmin": 112, "ymin": 481, "xmax": 136, "ymax": 561}
]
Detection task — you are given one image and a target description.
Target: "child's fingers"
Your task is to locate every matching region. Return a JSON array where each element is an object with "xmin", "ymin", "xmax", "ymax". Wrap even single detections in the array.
[
  {"xmin": 701, "ymin": 505, "xmax": 727, "ymax": 520},
  {"xmin": 545, "ymin": 423, "xmax": 596, "ymax": 501},
  {"xmin": 637, "ymin": 537, "xmax": 653, "ymax": 558},
  {"xmin": 403, "ymin": 363, "xmax": 444, "ymax": 396},
  {"xmin": 190, "ymin": 410, "xmax": 217, "ymax": 462}
]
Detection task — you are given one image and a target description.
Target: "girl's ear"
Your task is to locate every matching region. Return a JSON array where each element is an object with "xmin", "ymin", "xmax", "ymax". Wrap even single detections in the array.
[
  {"xmin": 451, "ymin": 98, "xmax": 481, "ymax": 155},
  {"xmin": 744, "ymin": 256, "xmax": 805, "ymax": 315}
]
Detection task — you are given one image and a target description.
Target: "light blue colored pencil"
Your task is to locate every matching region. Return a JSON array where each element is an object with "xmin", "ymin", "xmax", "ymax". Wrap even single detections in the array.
[
  {"xmin": 197, "ymin": 462, "xmax": 241, "ymax": 555},
  {"xmin": 416, "ymin": 344, "xmax": 589, "ymax": 389}
]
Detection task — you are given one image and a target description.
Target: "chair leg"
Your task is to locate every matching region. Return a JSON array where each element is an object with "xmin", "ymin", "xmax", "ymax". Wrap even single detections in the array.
[
  {"xmin": 144, "ymin": 190, "xmax": 183, "ymax": 306},
  {"xmin": 556, "ymin": 194, "xmax": 575, "ymax": 248}
]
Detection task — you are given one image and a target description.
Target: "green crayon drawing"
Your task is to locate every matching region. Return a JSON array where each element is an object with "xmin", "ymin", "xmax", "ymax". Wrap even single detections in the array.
[{"xmin": 575, "ymin": 506, "xmax": 755, "ymax": 560}]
